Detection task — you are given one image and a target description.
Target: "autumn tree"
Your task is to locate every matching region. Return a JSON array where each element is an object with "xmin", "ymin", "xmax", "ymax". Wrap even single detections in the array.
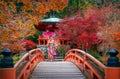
[
  {"xmin": 55, "ymin": 8, "xmax": 104, "ymax": 51},
  {"xmin": 97, "ymin": 5, "xmax": 120, "ymax": 56},
  {"xmin": 0, "ymin": 0, "xmax": 68, "ymax": 53}
]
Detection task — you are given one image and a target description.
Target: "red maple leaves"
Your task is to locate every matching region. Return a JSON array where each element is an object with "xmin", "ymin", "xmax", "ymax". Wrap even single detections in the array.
[{"xmin": 55, "ymin": 9, "xmax": 104, "ymax": 50}]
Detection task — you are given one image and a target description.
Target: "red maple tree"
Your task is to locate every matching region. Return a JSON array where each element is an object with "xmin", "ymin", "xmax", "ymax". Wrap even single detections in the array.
[{"xmin": 55, "ymin": 9, "xmax": 105, "ymax": 50}]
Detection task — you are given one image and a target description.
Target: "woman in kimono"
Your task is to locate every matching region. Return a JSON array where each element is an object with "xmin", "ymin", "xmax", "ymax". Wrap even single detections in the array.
[{"xmin": 47, "ymin": 37, "xmax": 57, "ymax": 61}]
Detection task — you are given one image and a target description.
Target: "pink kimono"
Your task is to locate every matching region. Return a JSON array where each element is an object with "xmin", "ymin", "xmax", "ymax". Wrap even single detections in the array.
[{"xmin": 47, "ymin": 39, "xmax": 56, "ymax": 61}]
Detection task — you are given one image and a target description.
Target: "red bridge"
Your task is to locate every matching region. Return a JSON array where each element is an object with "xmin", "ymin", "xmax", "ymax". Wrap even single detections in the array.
[{"xmin": 0, "ymin": 48, "xmax": 120, "ymax": 79}]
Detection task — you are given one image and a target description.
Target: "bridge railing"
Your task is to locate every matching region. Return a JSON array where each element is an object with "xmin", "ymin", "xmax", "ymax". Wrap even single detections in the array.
[
  {"xmin": 63, "ymin": 49, "xmax": 120, "ymax": 79},
  {"xmin": 0, "ymin": 48, "xmax": 45, "ymax": 79}
]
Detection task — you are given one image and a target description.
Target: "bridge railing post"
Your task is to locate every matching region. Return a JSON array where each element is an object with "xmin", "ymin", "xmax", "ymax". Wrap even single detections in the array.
[
  {"xmin": 105, "ymin": 49, "xmax": 120, "ymax": 79},
  {"xmin": 0, "ymin": 48, "xmax": 16, "ymax": 79},
  {"xmin": 107, "ymin": 49, "xmax": 119, "ymax": 67}
]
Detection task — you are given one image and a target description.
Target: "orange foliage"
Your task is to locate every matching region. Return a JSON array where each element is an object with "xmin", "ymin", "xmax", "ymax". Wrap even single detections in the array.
[
  {"xmin": 20, "ymin": 0, "xmax": 68, "ymax": 15},
  {"xmin": 96, "ymin": 6, "xmax": 120, "ymax": 56},
  {"xmin": 98, "ymin": 24, "xmax": 120, "ymax": 51},
  {"xmin": 34, "ymin": 2, "xmax": 50, "ymax": 16},
  {"xmin": 0, "ymin": 1, "xmax": 10, "ymax": 24},
  {"xmin": 0, "ymin": 22, "xmax": 36, "ymax": 53},
  {"xmin": 48, "ymin": 0, "xmax": 68, "ymax": 11},
  {"xmin": 114, "ymin": 31, "xmax": 120, "ymax": 53},
  {"xmin": 5, "ymin": 40, "xmax": 26, "ymax": 54},
  {"xmin": 115, "ymin": 32, "xmax": 120, "ymax": 41},
  {"xmin": 0, "ymin": 0, "xmax": 68, "ymax": 53}
]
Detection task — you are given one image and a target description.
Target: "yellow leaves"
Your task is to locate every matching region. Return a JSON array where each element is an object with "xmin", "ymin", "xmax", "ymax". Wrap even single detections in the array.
[
  {"xmin": 0, "ymin": 27, "xmax": 11, "ymax": 45},
  {"xmin": 0, "ymin": 1, "xmax": 11, "ymax": 24},
  {"xmin": 11, "ymin": 32, "xmax": 21, "ymax": 39},
  {"xmin": 48, "ymin": 0, "xmax": 68, "ymax": 11},
  {"xmin": 35, "ymin": 2, "xmax": 50, "ymax": 16},
  {"xmin": 21, "ymin": 1, "xmax": 33, "ymax": 12},
  {"xmin": 16, "ymin": 19, "xmax": 23, "ymax": 29},
  {"xmin": 0, "ymin": 0, "xmax": 69, "ymax": 51},
  {"xmin": 21, "ymin": 6, "xmax": 28, "ymax": 12},
  {"xmin": 0, "ymin": 0, "xmax": 68, "ymax": 26},
  {"xmin": 27, "ymin": 14, "xmax": 40, "ymax": 24}
]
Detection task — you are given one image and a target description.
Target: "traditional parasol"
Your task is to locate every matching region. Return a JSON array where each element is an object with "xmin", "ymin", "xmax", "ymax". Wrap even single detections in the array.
[
  {"xmin": 42, "ymin": 31, "xmax": 56, "ymax": 38},
  {"xmin": 41, "ymin": 16, "xmax": 61, "ymax": 37}
]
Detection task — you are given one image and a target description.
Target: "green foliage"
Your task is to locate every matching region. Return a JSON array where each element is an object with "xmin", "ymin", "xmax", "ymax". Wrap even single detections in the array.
[
  {"xmin": 56, "ymin": 0, "xmax": 94, "ymax": 17},
  {"xmin": 27, "ymin": 30, "xmax": 43, "ymax": 43},
  {"xmin": 12, "ymin": 53, "xmax": 22, "ymax": 64},
  {"xmin": 89, "ymin": 52, "xmax": 101, "ymax": 59},
  {"xmin": 90, "ymin": 0, "xmax": 120, "ymax": 8},
  {"xmin": 56, "ymin": 45, "xmax": 70, "ymax": 57},
  {"xmin": 87, "ymin": 48, "xmax": 102, "ymax": 62},
  {"xmin": 55, "ymin": 0, "xmax": 120, "ymax": 18},
  {"xmin": 0, "ymin": 54, "xmax": 2, "ymax": 59},
  {"xmin": 43, "ymin": 52, "xmax": 48, "ymax": 59},
  {"xmin": 12, "ymin": 52, "xmax": 26, "ymax": 64},
  {"xmin": 0, "ymin": 52, "xmax": 24, "ymax": 64}
]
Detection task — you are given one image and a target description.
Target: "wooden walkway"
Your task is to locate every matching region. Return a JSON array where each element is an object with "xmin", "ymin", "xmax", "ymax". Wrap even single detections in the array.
[{"xmin": 30, "ymin": 62, "xmax": 86, "ymax": 79}]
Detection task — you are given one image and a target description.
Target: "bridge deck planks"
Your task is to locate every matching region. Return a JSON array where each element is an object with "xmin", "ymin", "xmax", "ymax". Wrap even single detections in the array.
[{"xmin": 30, "ymin": 62, "xmax": 86, "ymax": 79}]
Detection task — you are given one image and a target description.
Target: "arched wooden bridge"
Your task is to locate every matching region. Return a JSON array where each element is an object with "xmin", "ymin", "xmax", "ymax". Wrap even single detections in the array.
[{"xmin": 0, "ymin": 48, "xmax": 120, "ymax": 79}]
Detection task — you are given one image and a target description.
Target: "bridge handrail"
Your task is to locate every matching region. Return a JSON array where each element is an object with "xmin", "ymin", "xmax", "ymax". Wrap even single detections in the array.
[
  {"xmin": 14, "ymin": 49, "xmax": 43, "ymax": 68},
  {"xmin": 85, "ymin": 52, "xmax": 106, "ymax": 69},
  {"xmin": 66, "ymin": 49, "xmax": 106, "ymax": 69},
  {"xmin": 14, "ymin": 48, "xmax": 45, "ymax": 79},
  {"xmin": 64, "ymin": 49, "xmax": 120, "ymax": 79},
  {"xmin": 14, "ymin": 53, "xmax": 29, "ymax": 68}
]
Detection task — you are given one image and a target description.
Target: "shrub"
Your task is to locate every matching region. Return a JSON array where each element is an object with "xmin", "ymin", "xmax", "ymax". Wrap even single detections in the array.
[
  {"xmin": 21, "ymin": 39, "xmax": 37, "ymax": 51},
  {"xmin": 56, "ymin": 45, "xmax": 70, "ymax": 57}
]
